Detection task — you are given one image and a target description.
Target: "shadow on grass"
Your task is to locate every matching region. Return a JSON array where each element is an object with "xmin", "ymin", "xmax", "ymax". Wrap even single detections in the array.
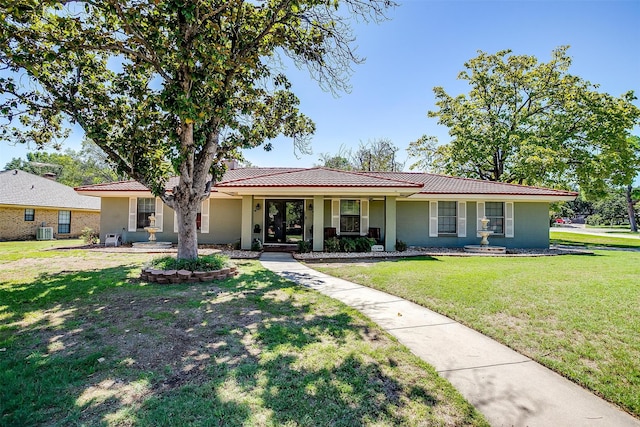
[{"xmin": 0, "ymin": 264, "xmax": 456, "ymax": 426}]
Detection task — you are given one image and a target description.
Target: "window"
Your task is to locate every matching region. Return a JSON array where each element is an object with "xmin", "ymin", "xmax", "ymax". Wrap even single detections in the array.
[
  {"xmin": 24, "ymin": 208, "xmax": 35, "ymax": 221},
  {"xmin": 58, "ymin": 210, "xmax": 71, "ymax": 234},
  {"xmin": 196, "ymin": 203, "xmax": 202, "ymax": 231},
  {"xmin": 137, "ymin": 198, "xmax": 155, "ymax": 229},
  {"xmin": 485, "ymin": 202, "xmax": 504, "ymax": 234},
  {"xmin": 340, "ymin": 200, "xmax": 360, "ymax": 233},
  {"xmin": 437, "ymin": 201, "xmax": 457, "ymax": 234}
]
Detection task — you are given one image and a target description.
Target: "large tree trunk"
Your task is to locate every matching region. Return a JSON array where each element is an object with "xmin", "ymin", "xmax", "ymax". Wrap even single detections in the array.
[
  {"xmin": 626, "ymin": 185, "xmax": 638, "ymax": 233},
  {"xmin": 175, "ymin": 200, "xmax": 200, "ymax": 260}
]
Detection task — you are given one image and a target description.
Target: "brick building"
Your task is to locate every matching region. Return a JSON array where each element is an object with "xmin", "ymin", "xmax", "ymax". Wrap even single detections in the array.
[{"xmin": 0, "ymin": 170, "xmax": 100, "ymax": 241}]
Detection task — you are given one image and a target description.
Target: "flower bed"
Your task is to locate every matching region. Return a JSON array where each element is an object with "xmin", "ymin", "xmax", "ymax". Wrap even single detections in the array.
[{"xmin": 140, "ymin": 265, "xmax": 238, "ymax": 284}]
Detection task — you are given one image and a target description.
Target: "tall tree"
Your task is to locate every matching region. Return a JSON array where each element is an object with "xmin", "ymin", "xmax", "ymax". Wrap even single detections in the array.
[
  {"xmin": 0, "ymin": 0, "xmax": 395, "ymax": 259},
  {"xmin": 352, "ymin": 138, "xmax": 404, "ymax": 172},
  {"xmin": 407, "ymin": 47, "xmax": 640, "ymax": 190},
  {"xmin": 317, "ymin": 138, "xmax": 404, "ymax": 171},
  {"xmin": 4, "ymin": 139, "xmax": 123, "ymax": 186},
  {"xmin": 316, "ymin": 145, "xmax": 353, "ymax": 170}
]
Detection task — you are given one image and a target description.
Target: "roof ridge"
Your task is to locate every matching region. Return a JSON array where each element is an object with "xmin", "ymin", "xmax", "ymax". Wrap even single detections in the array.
[
  {"xmin": 349, "ymin": 170, "xmax": 425, "ymax": 187},
  {"xmin": 369, "ymin": 170, "xmax": 577, "ymax": 195},
  {"xmin": 217, "ymin": 167, "xmax": 306, "ymax": 185}
]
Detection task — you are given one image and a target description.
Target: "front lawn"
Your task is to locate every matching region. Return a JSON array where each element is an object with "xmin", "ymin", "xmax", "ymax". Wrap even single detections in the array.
[
  {"xmin": 0, "ymin": 241, "xmax": 487, "ymax": 426},
  {"xmin": 313, "ymin": 251, "xmax": 640, "ymax": 417}
]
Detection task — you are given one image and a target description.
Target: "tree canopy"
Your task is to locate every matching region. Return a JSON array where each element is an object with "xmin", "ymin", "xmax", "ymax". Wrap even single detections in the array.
[
  {"xmin": 317, "ymin": 138, "xmax": 404, "ymax": 171},
  {"xmin": 407, "ymin": 46, "xmax": 640, "ymax": 190},
  {"xmin": 1, "ymin": 0, "xmax": 395, "ymax": 258},
  {"xmin": 5, "ymin": 140, "xmax": 123, "ymax": 187}
]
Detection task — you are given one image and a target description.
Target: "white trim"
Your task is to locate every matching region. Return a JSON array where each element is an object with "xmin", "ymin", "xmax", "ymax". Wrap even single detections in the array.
[
  {"xmin": 200, "ymin": 198, "xmax": 210, "ymax": 234},
  {"xmin": 429, "ymin": 201, "xmax": 438, "ymax": 237},
  {"xmin": 505, "ymin": 201, "xmax": 514, "ymax": 238},
  {"xmin": 457, "ymin": 201, "xmax": 467, "ymax": 238},
  {"xmin": 128, "ymin": 197, "xmax": 137, "ymax": 232},
  {"xmin": 173, "ymin": 210, "xmax": 178, "ymax": 233},
  {"xmin": 331, "ymin": 199, "xmax": 340, "ymax": 235},
  {"xmin": 154, "ymin": 197, "xmax": 164, "ymax": 232},
  {"xmin": 360, "ymin": 199, "xmax": 369, "ymax": 236},
  {"xmin": 477, "ymin": 201, "xmax": 485, "ymax": 237}
]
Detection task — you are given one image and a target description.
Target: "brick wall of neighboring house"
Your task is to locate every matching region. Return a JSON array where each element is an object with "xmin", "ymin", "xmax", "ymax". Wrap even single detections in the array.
[{"xmin": 0, "ymin": 206, "xmax": 100, "ymax": 241}]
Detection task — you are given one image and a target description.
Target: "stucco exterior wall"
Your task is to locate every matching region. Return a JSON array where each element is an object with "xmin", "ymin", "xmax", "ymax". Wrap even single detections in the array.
[
  {"xmin": 394, "ymin": 200, "xmax": 550, "ymax": 249},
  {"xmin": 0, "ymin": 206, "xmax": 99, "ymax": 241},
  {"xmin": 396, "ymin": 201, "xmax": 430, "ymax": 246},
  {"xmin": 512, "ymin": 202, "xmax": 550, "ymax": 248},
  {"xmin": 208, "ymin": 198, "xmax": 242, "ymax": 244},
  {"xmin": 100, "ymin": 196, "xmax": 551, "ymax": 249},
  {"xmin": 100, "ymin": 197, "xmax": 242, "ymax": 245}
]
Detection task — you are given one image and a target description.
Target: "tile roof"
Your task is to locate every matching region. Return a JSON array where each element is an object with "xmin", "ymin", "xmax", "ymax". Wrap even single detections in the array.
[
  {"xmin": 74, "ymin": 167, "xmax": 577, "ymax": 198},
  {"xmin": 216, "ymin": 167, "xmax": 423, "ymax": 188},
  {"xmin": 0, "ymin": 170, "xmax": 100, "ymax": 210},
  {"xmin": 365, "ymin": 172, "xmax": 578, "ymax": 197}
]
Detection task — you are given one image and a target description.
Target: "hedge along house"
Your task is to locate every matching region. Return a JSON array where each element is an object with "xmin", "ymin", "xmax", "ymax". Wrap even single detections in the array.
[
  {"xmin": 75, "ymin": 166, "xmax": 577, "ymax": 251},
  {"xmin": 0, "ymin": 169, "xmax": 100, "ymax": 241}
]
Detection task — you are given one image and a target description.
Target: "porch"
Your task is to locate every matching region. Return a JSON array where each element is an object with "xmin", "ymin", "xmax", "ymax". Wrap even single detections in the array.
[{"xmin": 239, "ymin": 195, "xmax": 398, "ymax": 252}]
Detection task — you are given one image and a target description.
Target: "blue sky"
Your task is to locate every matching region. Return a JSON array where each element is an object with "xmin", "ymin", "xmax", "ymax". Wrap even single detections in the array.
[{"xmin": 2, "ymin": 0, "xmax": 639, "ymax": 178}]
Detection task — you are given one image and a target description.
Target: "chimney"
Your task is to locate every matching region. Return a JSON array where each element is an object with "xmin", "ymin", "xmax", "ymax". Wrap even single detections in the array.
[{"xmin": 223, "ymin": 159, "xmax": 239, "ymax": 170}]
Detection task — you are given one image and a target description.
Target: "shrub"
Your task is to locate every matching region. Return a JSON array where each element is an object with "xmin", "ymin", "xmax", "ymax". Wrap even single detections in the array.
[
  {"xmin": 355, "ymin": 237, "xmax": 376, "ymax": 252},
  {"xmin": 324, "ymin": 237, "xmax": 340, "ymax": 252},
  {"xmin": 297, "ymin": 240, "xmax": 312, "ymax": 253},
  {"xmin": 585, "ymin": 214, "xmax": 603, "ymax": 226},
  {"xmin": 149, "ymin": 254, "xmax": 229, "ymax": 272},
  {"xmin": 395, "ymin": 239, "xmax": 407, "ymax": 252},
  {"xmin": 341, "ymin": 237, "xmax": 357, "ymax": 253},
  {"xmin": 251, "ymin": 238, "xmax": 263, "ymax": 251},
  {"xmin": 81, "ymin": 227, "xmax": 99, "ymax": 244}
]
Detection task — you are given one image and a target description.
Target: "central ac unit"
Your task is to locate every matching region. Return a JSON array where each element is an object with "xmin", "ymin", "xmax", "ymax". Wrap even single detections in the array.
[{"xmin": 37, "ymin": 227, "xmax": 54, "ymax": 240}]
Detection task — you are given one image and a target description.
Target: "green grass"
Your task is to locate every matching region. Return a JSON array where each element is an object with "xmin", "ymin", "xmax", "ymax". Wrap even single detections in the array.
[
  {"xmin": 313, "ymin": 251, "xmax": 640, "ymax": 417},
  {"xmin": 550, "ymin": 231, "xmax": 640, "ymax": 248},
  {"xmin": 0, "ymin": 241, "xmax": 487, "ymax": 426},
  {"xmin": 0, "ymin": 239, "xmax": 86, "ymax": 261}
]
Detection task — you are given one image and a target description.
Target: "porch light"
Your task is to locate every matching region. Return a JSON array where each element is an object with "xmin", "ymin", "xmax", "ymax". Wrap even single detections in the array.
[
  {"xmin": 308, "ymin": 203, "xmax": 313, "ymax": 210},
  {"xmin": 254, "ymin": 203, "xmax": 261, "ymax": 211}
]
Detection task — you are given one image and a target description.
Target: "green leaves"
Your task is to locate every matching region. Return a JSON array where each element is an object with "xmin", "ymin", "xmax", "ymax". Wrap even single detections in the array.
[
  {"xmin": 411, "ymin": 47, "xmax": 640, "ymax": 192},
  {"xmin": 1, "ymin": 0, "xmax": 396, "ymax": 258}
]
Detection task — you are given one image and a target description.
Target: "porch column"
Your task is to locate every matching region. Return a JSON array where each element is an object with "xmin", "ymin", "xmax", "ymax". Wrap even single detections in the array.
[
  {"xmin": 384, "ymin": 196, "xmax": 397, "ymax": 251},
  {"xmin": 312, "ymin": 195, "xmax": 324, "ymax": 251},
  {"xmin": 241, "ymin": 195, "xmax": 253, "ymax": 250}
]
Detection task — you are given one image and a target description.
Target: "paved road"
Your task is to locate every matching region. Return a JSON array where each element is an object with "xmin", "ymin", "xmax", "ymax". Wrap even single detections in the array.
[
  {"xmin": 261, "ymin": 252, "xmax": 640, "ymax": 427},
  {"xmin": 551, "ymin": 224, "xmax": 639, "ymax": 239}
]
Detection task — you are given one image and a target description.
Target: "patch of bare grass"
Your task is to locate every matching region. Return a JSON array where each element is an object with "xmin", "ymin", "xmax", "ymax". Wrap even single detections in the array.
[{"xmin": 0, "ymin": 242, "xmax": 487, "ymax": 426}]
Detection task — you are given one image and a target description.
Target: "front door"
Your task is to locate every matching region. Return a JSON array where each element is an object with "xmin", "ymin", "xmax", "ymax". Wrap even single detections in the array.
[{"xmin": 265, "ymin": 200, "xmax": 304, "ymax": 243}]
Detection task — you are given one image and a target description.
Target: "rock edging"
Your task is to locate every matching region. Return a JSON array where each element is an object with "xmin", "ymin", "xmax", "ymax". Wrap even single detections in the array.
[{"xmin": 140, "ymin": 266, "xmax": 239, "ymax": 284}]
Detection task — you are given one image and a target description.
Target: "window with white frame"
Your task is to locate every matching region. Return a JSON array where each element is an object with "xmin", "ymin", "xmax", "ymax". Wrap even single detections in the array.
[
  {"xmin": 58, "ymin": 210, "xmax": 71, "ymax": 234},
  {"xmin": 340, "ymin": 200, "xmax": 360, "ymax": 233},
  {"xmin": 136, "ymin": 198, "xmax": 155, "ymax": 229},
  {"xmin": 24, "ymin": 208, "xmax": 35, "ymax": 221},
  {"xmin": 437, "ymin": 201, "xmax": 457, "ymax": 235},
  {"xmin": 485, "ymin": 202, "xmax": 504, "ymax": 234}
]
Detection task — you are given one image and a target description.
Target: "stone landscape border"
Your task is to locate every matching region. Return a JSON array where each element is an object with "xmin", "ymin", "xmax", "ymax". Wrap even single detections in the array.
[{"xmin": 140, "ymin": 265, "xmax": 239, "ymax": 284}]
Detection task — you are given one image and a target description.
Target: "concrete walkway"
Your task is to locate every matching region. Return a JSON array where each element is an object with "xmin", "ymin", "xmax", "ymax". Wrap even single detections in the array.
[{"xmin": 260, "ymin": 252, "xmax": 639, "ymax": 427}]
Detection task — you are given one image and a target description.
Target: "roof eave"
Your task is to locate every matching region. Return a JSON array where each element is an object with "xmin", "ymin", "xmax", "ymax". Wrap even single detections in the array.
[{"xmin": 408, "ymin": 193, "xmax": 577, "ymax": 202}]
